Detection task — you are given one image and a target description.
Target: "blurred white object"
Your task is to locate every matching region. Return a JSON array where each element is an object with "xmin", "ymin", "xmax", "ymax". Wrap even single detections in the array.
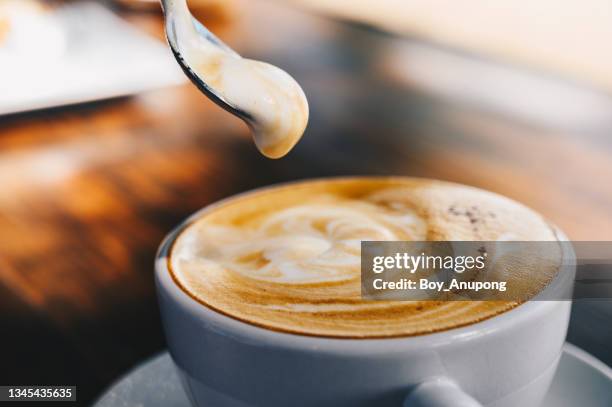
[
  {"xmin": 0, "ymin": 0, "xmax": 66, "ymax": 62},
  {"xmin": 380, "ymin": 41, "xmax": 612, "ymax": 132},
  {"xmin": 0, "ymin": 1, "xmax": 185, "ymax": 115},
  {"xmin": 293, "ymin": 0, "xmax": 612, "ymax": 93}
]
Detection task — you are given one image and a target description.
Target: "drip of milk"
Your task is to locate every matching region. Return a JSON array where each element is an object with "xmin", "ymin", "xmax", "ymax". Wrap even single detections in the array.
[{"xmin": 172, "ymin": 0, "xmax": 309, "ymax": 158}]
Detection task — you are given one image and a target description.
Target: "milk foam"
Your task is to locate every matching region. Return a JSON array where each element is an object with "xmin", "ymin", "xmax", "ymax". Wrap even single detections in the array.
[
  {"xmin": 173, "ymin": 0, "xmax": 308, "ymax": 158},
  {"xmin": 170, "ymin": 178, "xmax": 561, "ymax": 337},
  {"xmin": 176, "ymin": 201, "xmax": 425, "ymax": 284}
]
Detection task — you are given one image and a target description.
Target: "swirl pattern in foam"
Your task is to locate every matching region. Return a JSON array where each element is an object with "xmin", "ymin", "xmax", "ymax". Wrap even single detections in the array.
[{"xmin": 170, "ymin": 178, "xmax": 561, "ymax": 338}]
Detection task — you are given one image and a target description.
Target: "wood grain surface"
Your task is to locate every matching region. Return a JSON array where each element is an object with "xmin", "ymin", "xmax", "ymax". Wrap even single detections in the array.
[{"xmin": 0, "ymin": 1, "xmax": 611, "ymax": 405}]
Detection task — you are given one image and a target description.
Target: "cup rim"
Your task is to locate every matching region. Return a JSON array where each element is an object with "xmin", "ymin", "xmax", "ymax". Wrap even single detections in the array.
[{"xmin": 155, "ymin": 176, "xmax": 574, "ymax": 355}]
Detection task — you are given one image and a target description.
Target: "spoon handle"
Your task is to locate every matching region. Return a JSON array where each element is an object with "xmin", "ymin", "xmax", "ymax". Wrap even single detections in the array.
[{"xmin": 159, "ymin": 0, "xmax": 238, "ymax": 56}]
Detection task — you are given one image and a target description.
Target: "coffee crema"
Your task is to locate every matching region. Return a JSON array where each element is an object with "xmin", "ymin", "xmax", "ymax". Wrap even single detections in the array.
[{"xmin": 169, "ymin": 178, "xmax": 561, "ymax": 338}]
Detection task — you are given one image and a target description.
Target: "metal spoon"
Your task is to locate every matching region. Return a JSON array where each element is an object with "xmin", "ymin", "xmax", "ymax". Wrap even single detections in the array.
[
  {"xmin": 159, "ymin": 0, "xmax": 253, "ymax": 122},
  {"xmin": 159, "ymin": 0, "xmax": 309, "ymax": 158}
]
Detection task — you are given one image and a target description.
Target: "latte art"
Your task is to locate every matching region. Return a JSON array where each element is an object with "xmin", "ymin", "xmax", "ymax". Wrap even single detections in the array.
[
  {"xmin": 188, "ymin": 202, "xmax": 424, "ymax": 285},
  {"xmin": 170, "ymin": 178, "xmax": 560, "ymax": 337}
]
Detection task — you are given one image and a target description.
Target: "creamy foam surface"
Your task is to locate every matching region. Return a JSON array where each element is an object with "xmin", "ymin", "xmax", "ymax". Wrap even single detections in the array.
[
  {"xmin": 170, "ymin": 178, "xmax": 561, "ymax": 337},
  {"xmin": 173, "ymin": 0, "xmax": 309, "ymax": 158}
]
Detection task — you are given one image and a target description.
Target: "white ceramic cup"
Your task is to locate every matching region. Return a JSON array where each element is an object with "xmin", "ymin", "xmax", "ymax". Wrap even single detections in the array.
[{"xmin": 155, "ymin": 193, "xmax": 574, "ymax": 407}]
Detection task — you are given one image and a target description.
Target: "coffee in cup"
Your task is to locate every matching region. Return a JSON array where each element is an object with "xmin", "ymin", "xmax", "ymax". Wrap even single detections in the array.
[{"xmin": 168, "ymin": 177, "xmax": 561, "ymax": 338}]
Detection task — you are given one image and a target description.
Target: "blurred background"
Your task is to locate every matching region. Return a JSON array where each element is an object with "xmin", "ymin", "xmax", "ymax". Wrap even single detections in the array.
[{"xmin": 1, "ymin": 0, "xmax": 611, "ymax": 405}]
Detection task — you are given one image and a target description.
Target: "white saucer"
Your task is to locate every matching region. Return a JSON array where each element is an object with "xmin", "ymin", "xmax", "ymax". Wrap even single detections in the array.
[{"xmin": 93, "ymin": 343, "xmax": 612, "ymax": 407}]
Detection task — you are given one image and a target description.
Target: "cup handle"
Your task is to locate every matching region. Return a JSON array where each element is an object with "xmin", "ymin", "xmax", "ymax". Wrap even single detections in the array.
[{"xmin": 403, "ymin": 377, "xmax": 483, "ymax": 407}]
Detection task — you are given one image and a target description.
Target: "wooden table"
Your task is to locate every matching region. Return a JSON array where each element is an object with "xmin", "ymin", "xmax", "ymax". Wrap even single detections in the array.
[{"xmin": 1, "ymin": 1, "xmax": 611, "ymax": 405}]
